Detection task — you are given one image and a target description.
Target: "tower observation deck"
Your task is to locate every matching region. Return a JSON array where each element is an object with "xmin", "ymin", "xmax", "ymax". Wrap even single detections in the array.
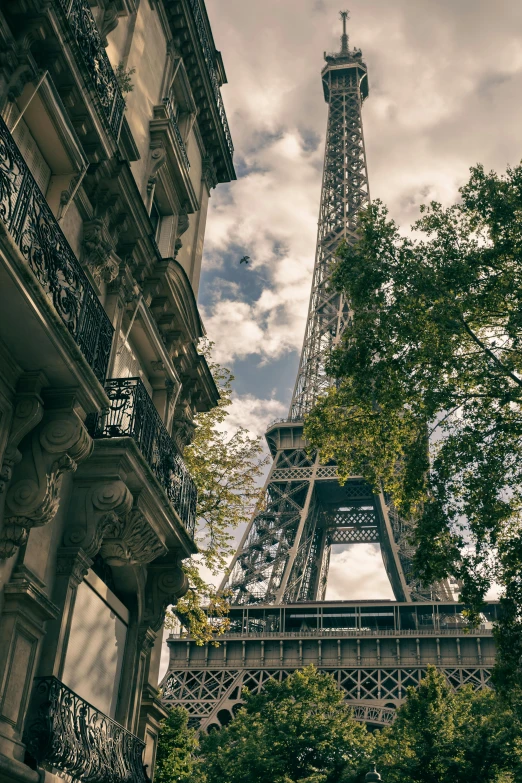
[{"xmin": 162, "ymin": 12, "xmax": 496, "ymax": 728}]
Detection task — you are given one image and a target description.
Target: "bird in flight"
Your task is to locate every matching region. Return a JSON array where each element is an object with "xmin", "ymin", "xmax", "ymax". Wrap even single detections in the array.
[{"xmin": 239, "ymin": 255, "xmax": 250, "ymax": 265}]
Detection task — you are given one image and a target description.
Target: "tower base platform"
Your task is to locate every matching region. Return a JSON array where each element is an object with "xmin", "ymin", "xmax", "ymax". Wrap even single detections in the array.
[{"xmin": 161, "ymin": 600, "xmax": 498, "ymax": 729}]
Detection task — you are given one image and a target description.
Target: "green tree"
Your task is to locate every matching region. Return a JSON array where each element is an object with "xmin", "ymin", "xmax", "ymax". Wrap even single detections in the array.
[
  {"xmin": 194, "ymin": 667, "xmax": 373, "ymax": 783},
  {"xmin": 155, "ymin": 707, "xmax": 199, "ymax": 783},
  {"xmin": 375, "ymin": 667, "xmax": 522, "ymax": 783},
  {"xmin": 304, "ymin": 163, "xmax": 522, "ymax": 659},
  {"xmin": 166, "ymin": 344, "xmax": 268, "ymax": 644}
]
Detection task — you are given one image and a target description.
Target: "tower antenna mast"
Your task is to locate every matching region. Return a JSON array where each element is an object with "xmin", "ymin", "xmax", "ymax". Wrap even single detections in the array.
[{"xmin": 340, "ymin": 9, "xmax": 349, "ymax": 53}]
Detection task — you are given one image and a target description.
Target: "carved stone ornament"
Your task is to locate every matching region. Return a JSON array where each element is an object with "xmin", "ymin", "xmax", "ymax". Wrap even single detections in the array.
[
  {"xmin": 147, "ymin": 143, "xmax": 167, "ymax": 197},
  {"xmin": 2, "ymin": 48, "xmax": 35, "ymax": 104},
  {"xmin": 171, "ymin": 211, "xmax": 190, "ymax": 260},
  {"xmin": 0, "ymin": 377, "xmax": 44, "ymax": 493},
  {"xmin": 0, "ymin": 407, "xmax": 93, "ymax": 559},
  {"xmin": 142, "ymin": 557, "xmax": 189, "ymax": 634},
  {"xmin": 202, "ymin": 154, "xmax": 218, "ymax": 191},
  {"xmin": 172, "ymin": 391, "xmax": 197, "ymax": 453},
  {"xmin": 137, "ymin": 625, "xmax": 158, "ymax": 655},
  {"xmin": 63, "ymin": 478, "xmax": 133, "ymax": 558},
  {"xmin": 171, "ymin": 418, "xmax": 196, "ymax": 455},
  {"xmin": 99, "ymin": 507, "xmax": 168, "ymax": 566},
  {"xmin": 176, "ymin": 212, "xmax": 190, "ymax": 238},
  {"xmin": 173, "ymin": 238, "xmax": 182, "ymax": 260},
  {"xmin": 99, "ymin": 0, "xmax": 120, "ymax": 46},
  {"xmin": 55, "ymin": 547, "xmax": 93, "ymax": 586},
  {"xmin": 82, "ymin": 217, "xmax": 121, "ymax": 285}
]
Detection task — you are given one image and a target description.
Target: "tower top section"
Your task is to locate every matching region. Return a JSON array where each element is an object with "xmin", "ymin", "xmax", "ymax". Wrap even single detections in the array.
[{"xmin": 322, "ymin": 10, "xmax": 369, "ymax": 102}]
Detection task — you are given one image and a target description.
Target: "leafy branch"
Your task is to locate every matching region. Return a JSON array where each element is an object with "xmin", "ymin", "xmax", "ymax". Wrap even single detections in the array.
[{"xmin": 166, "ymin": 341, "xmax": 268, "ymax": 645}]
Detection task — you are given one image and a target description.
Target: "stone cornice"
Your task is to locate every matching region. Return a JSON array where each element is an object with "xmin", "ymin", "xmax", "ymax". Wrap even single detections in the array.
[{"xmin": 162, "ymin": 0, "xmax": 236, "ymax": 184}]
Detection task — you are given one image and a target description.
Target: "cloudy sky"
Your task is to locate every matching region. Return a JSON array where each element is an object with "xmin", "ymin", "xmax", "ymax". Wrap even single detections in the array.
[{"xmin": 196, "ymin": 0, "xmax": 522, "ymax": 601}]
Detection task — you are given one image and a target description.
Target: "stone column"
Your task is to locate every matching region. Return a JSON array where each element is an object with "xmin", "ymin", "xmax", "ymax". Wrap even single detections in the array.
[
  {"xmin": 127, "ymin": 554, "xmax": 188, "ymax": 777},
  {"xmin": 138, "ymin": 625, "xmax": 169, "ymax": 780},
  {"xmin": 0, "ymin": 565, "xmax": 58, "ymax": 762},
  {"xmin": 0, "ymin": 389, "xmax": 92, "ymax": 763}
]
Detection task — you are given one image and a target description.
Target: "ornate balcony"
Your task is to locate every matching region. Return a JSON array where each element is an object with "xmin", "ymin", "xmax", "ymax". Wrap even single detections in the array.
[
  {"xmin": 162, "ymin": 98, "xmax": 191, "ymax": 170},
  {"xmin": 89, "ymin": 377, "xmax": 197, "ymax": 537},
  {"xmin": 23, "ymin": 677, "xmax": 146, "ymax": 783},
  {"xmin": 187, "ymin": 0, "xmax": 234, "ymax": 158},
  {"xmin": 0, "ymin": 114, "xmax": 114, "ymax": 384},
  {"xmin": 57, "ymin": 0, "xmax": 126, "ymax": 137}
]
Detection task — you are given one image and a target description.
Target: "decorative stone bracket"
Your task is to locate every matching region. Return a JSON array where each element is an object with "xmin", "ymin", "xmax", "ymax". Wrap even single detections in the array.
[
  {"xmin": 0, "ymin": 373, "xmax": 45, "ymax": 495},
  {"xmin": 172, "ymin": 385, "xmax": 197, "ymax": 454},
  {"xmin": 146, "ymin": 142, "xmax": 167, "ymax": 204},
  {"xmin": 99, "ymin": 0, "xmax": 120, "ymax": 46},
  {"xmin": 63, "ymin": 478, "xmax": 133, "ymax": 559},
  {"xmin": 65, "ymin": 472, "xmax": 169, "ymax": 568},
  {"xmin": 173, "ymin": 210, "xmax": 190, "ymax": 261},
  {"xmin": 202, "ymin": 154, "xmax": 218, "ymax": 192},
  {"xmin": 99, "ymin": 507, "xmax": 168, "ymax": 567},
  {"xmin": 141, "ymin": 556, "xmax": 188, "ymax": 636},
  {"xmin": 0, "ymin": 395, "xmax": 93, "ymax": 559},
  {"xmin": 82, "ymin": 217, "xmax": 122, "ymax": 286}
]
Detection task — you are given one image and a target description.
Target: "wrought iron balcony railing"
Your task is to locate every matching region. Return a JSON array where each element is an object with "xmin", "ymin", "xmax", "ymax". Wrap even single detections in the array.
[
  {"xmin": 57, "ymin": 0, "xmax": 126, "ymax": 137},
  {"xmin": 0, "ymin": 115, "xmax": 114, "ymax": 384},
  {"xmin": 187, "ymin": 0, "xmax": 234, "ymax": 158},
  {"xmin": 162, "ymin": 99, "xmax": 191, "ymax": 171},
  {"xmin": 89, "ymin": 377, "xmax": 197, "ymax": 537},
  {"xmin": 23, "ymin": 677, "xmax": 146, "ymax": 783}
]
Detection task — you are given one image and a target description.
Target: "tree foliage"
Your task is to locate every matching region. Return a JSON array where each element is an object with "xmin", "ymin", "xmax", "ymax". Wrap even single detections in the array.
[
  {"xmin": 166, "ymin": 344, "xmax": 268, "ymax": 644},
  {"xmin": 154, "ymin": 707, "xmax": 199, "ymax": 783},
  {"xmin": 305, "ymin": 163, "xmax": 522, "ymax": 669},
  {"xmin": 194, "ymin": 667, "xmax": 373, "ymax": 783},
  {"xmin": 156, "ymin": 667, "xmax": 522, "ymax": 783},
  {"xmin": 374, "ymin": 667, "xmax": 522, "ymax": 783}
]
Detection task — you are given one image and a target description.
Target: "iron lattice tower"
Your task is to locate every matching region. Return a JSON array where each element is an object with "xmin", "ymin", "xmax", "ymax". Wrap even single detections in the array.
[
  {"xmin": 290, "ymin": 10, "xmax": 368, "ymax": 420},
  {"xmin": 221, "ymin": 13, "xmax": 451, "ymax": 606},
  {"xmin": 161, "ymin": 15, "xmax": 473, "ymax": 732}
]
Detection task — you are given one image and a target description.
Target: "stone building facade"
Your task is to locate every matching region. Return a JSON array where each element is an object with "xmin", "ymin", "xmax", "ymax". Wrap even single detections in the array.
[{"xmin": 0, "ymin": 1, "xmax": 235, "ymax": 780}]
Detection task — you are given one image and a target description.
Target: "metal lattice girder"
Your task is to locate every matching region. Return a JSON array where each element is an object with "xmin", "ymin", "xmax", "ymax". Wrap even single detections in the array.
[
  {"xmin": 290, "ymin": 77, "xmax": 369, "ymax": 421},
  {"xmin": 165, "ymin": 597, "xmax": 497, "ymax": 731},
  {"xmin": 162, "ymin": 664, "xmax": 491, "ymax": 732}
]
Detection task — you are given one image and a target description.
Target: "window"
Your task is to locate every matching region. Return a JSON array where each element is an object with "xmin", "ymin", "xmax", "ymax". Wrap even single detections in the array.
[
  {"xmin": 113, "ymin": 330, "xmax": 154, "ymax": 397},
  {"xmin": 150, "ymin": 196, "xmax": 175, "ymax": 258},
  {"xmin": 7, "ymin": 105, "xmax": 51, "ymax": 194},
  {"xmin": 5, "ymin": 80, "xmax": 88, "ymax": 218},
  {"xmin": 150, "ymin": 197, "xmax": 161, "ymax": 240}
]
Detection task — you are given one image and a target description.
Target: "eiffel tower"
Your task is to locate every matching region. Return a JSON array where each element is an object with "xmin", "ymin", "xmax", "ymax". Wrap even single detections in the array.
[{"xmin": 162, "ymin": 12, "xmax": 497, "ymax": 728}]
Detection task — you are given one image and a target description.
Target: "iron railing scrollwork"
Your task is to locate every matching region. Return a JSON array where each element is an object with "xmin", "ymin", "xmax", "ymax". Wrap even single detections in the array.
[
  {"xmin": 187, "ymin": 0, "xmax": 234, "ymax": 158},
  {"xmin": 57, "ymin": 0, "xmax": 125, "ymax": 137},
  {"xmin": 23, "ymin": 677, "xmax": 146, "ymax": 783},
  {"xmin": 89, "ymin": 377, "xmax": 197, "ymax": 536},
  {"xmin": 0, "ymin": 115, "xmax": 114, "ymax": 383},
  {"xmin": 162, "ymin": 99, "xmax": 191, "ymax": 170}
]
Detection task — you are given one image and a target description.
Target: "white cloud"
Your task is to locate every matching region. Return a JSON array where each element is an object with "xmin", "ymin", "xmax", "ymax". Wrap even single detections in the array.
[
  {"xmin": 326, "ymin": 544, "xmax": 395, "ymax": 601},
  {"xmin": 219, "ymin": 393, "xmax": 287, "ymax": 439},
  {"xmin": 202, "ymin": 130, "xmax": 321, "ymax": 365},
  {"xmin": 203, "ymin": 0, "xmax": 522, "ymax": 372}
]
